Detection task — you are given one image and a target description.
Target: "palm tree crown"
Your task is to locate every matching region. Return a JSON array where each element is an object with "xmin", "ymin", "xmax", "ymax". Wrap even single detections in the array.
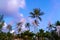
[{"xmin": 29, "ymin": 8, "xmax": 44, "ymax": 21}]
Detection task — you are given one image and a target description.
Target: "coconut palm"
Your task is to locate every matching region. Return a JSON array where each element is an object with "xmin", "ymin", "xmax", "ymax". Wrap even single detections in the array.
[
  {"xmin": 29, "ymin": 8, "xmax": 44, "ymax": 21},
  {"xmin": 6, "ymin": 32, "xmax": 13, "ymax": 40},
  {"xmin": 21, "ymin": 30, "xmax": 35, "ymax": 40},
  {"xmin": 36, "ymin": 29, "xmax": 45, "ymax": 40},
  {"xmin": 47, "ymin": 21, "xmax": 54, "ymax": 32},
  {"xmin": 7, "ymin": 24, "xmax": 12, "ymax": 32},
  {"xmin": 17, "ymin": 22, "xmax": 22, "ymax": 33},
  {"xmin": 44, "ymin": 31, "xmax": 51, "ymax": 40},
  {"xmin": 55, "ymin": 21, "xmax": 60, "ymax": 26},
  {"xmin": 29, "ymin": 8, "xmax": 44, "ymax": 33},
  {"xmin": 55, "ymin": 21, "xmax": 60, "ymax": 37},
  {"xmin": 16, "ymin": 22, "xmax": 23, "ymax": 39},
  {"xmin": 0, "ymin": 15, "xmax": 4, "ymax": 32},
  {"xmin": 25, "ymin": 22, "xmax": 30, "ymax": 30},
  {"xmin": 17, "ymin": 22, "xmax": 23, "ymax": 34},
  {"xmin": 17, "ymin": 22, "xmax": 23, "ymax": 27},
  {"xmin": 47, "ymin": 21, "xmax": 60, "ymax": 40},
  {"xmin": 0, "ymin": 15, "xmax": 3, "ymax": 22}
]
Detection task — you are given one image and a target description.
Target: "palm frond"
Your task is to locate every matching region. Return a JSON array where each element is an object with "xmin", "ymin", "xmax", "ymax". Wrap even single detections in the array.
[
  {"xmin": 34, "ymin": 20, "xmax": 39, "ymax": 26},
  {"xmin": 25, "ymin": 23, "xmax": 30, "ymax": 28},
  {"xmin": 39, "ymin": 12, "xmax": 44, "ymax": 16},
  {"xmin": 29, "ymin": 16, "xmax": 35, "ymax": 18},
  {"xmin": 17, "ymin": 22, "xmax": 22, "ymax": 27},
  {"xmin": 38, "ymin": 17, "xmax": 42, "ymax": 21},
  {"xmin": 30, "ymin": 12, "xmax": 35, "ymax": 16}
]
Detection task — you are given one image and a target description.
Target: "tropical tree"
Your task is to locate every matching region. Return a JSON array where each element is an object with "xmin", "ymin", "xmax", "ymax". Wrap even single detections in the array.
[
  {"xmin": 29, "ymin": 8, "xmax": 44, "ymax": 33},
  {"xmin": 21, "ymin": 30, "xmax": 35, "ymax": 40},
  {"xmin": 7, "ymin": 24, "xmax": 12, "ymax": 32},
  {"xmin": 16, "ymin": 22, "xmax": 23, "ymax": 40},
  {"xmin": 55, "ymin": 21, "xmax": 60, "ymax": 26},
  {"xmin": 17, "ymin": 22, "xmax": 23, "ymax": 34},
  {"xmin": 47, "ymin": 21, "xmax": 60, "ymax": 40},
  {"xmin": 47, "ymin": 21, "xmax": 55, "ymax": 32},
  {"xmin": 29, "ymin": 8, "xmax": 44, "ymax": 21},
  {"xmin": 6, "ymin": 32, "xmax": 13, "ymax": 40},
  {"xmin": 0, "ymin": 32, "xmax": 7, "ymax": 40},
  {"xmin": 55, "ymin": 21, "xmax": 60, "ymax": 36},
  {"xmin": 29, "ymin": 8, "xmax": 44, "ymax": 26},
  {"xmin": 36, "ymin": 29, "xmax": 45, "ymax": 40},
  {"xmin": 25, "ymin": 22, "xmax": 30, "ymax": 31},
  {"xmin": 0, "ymin": 15, "xmax": 4, "ymax": 22},
  {"xmin": 44, "ymin": 31, "xmax": 51, "ymax": 40},
  {"xmin": 50, "ymin": 30, "xmax": 60, "ymax": 40},
  {"xmin": 0, "ymin": 15, "xmax": 4, "ymax": 32}
]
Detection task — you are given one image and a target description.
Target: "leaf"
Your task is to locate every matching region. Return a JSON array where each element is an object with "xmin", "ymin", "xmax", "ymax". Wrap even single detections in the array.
[
  {"xmin": 38, "ymin": 17, "xmax": 42, "ymax": 21},
  {"xmin": 29, "ymin": 16, "xmax": 35, "ymax": 18},
  {"xmin": 39, "ymin": 12, "xmax": 44, "ymax": 16},
  {"xmin": 30, "ymin": 12, "xmax": 35, "ymax": 16},
  {"xmin": 25, "ymin": 23, "xmax": 30, "ymax": 28},
  {"xmin": 34, "ymin": 20, "xmax": 39, "ymax": 26},
  {"xmin": 17, "ymin": 22, "xmax": 22, "ymax": 27}
]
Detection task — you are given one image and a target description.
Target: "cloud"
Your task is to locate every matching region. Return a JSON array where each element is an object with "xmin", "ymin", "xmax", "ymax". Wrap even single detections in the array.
[
  {"xmin": 0, "ymin": 0, "xmax": 26, "ymax": 22},
  {"xmin": 2, "ymin": 22, "xmax": 9, "ymax": 33},
  {"xmin": 10, "ymin": 30, "xmax": 15, "ymax": 33}
]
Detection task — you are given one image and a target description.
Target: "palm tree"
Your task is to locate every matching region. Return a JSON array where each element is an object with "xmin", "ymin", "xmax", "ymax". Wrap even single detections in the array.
[
  {"xmin": 17, "ymin": 22, "xmax": 23, "ymax": 34},
  {"xmin": 55, "ymin": 21, "xmax": 60, "ymax": 36},
  {"xmin": 25, "ymin": 22, "xmax": 30, "ymax": 31},
  {"xmin": 44, "ymin": 31, "xmax": 51, "ymax": 40},
  {"xmin": 55, "ymin": 21, "xmax": 60, "ymax": 26},
  {"xmin": 29, "ymin": 8, "xmax": 44, "ymax": 21},
  {"xmin": 36, "ymin": 29, "xmax": 45, "ymax": 40},
  {"xmin": 47, "ymin": 21, "xmax": 60, "ymax": 40},
  {"xmin": 21, "ymin": 30, "xmax": 35, "ymax": 40},
  {"xmin": 6, "ymin": 32, "xmax": 13, "ymax": 40},
  {"xmin": 29, "ymin": 8, "xmax": 44, "ymax": 33},
  {"xmin": 0, "ymin": 15, "xmax": 4, "ymax": 32},
  {"xmin": 47, "ymin": 21, "xmax": 54, "ymax": 32},
  {"xmin": 7, "ymin": 24, "xmax": 12, "ymax": 32},
  {"xmin": 16, "ymin": 22, "xmax": 23, "ymax": 39},
  {"xmin": 0, "ymin": 15, "xmax": 3, "ymax": 22}
]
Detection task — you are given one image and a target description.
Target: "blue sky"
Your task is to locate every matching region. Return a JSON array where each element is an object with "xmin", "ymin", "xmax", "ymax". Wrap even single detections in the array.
[
  {"xmin": 0, "ymin": 0, "xmax": 60, "ymax": 32},
  {"xmin": 20, "ymin": 0, "xmax": 60, "ymax": 30}
]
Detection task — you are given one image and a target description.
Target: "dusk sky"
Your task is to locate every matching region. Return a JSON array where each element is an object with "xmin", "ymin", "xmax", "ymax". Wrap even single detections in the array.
[{"xmin": 0, "ymin": 0, "xmax": 60, "ymax": 32}]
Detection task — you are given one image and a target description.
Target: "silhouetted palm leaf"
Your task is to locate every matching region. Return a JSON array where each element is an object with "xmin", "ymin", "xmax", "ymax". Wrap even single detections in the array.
[
  {"xmin": 39, "ymin": 12, "xmax": 44, "ymax": 16},
  {"xmin": 38, "ymin": 17, "xmax": 42, "ymax": 21},
  {"xmin": 17, "ymin": 22, "xmax": 22, "ymax": 27},
  {"xmin": 34, "ymin": 20, "xmax": 39, "ymax": 26},
  {"xmin": 25, "ymin": 23, "xmax": 30, "ymax": 28}
]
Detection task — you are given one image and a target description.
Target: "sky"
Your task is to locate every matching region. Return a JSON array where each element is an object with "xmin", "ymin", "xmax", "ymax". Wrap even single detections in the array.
[{"xmin": 0, "ymin": 0, "xmax": 60, "ymax": 32}]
